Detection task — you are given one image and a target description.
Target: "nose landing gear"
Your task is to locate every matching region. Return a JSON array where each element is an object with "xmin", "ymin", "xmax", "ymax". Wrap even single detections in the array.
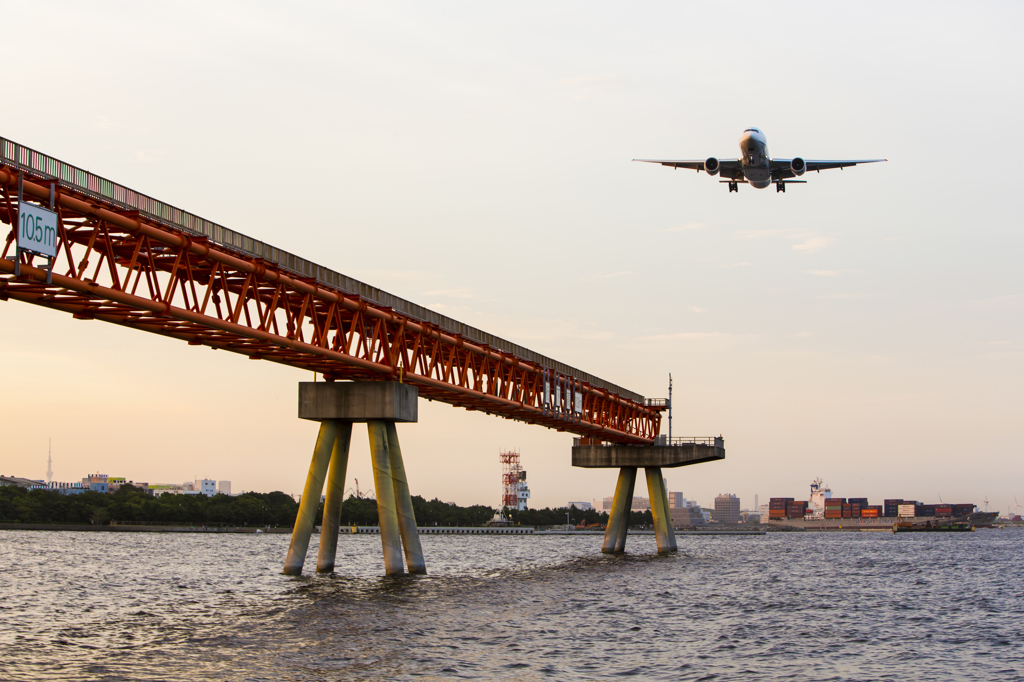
[
  {"xmin": 728, "ymin": 182, "xmax": 739, "ymax": 193},
  {"xmin": 776, "ymin": 182, "xmax": 786, "ymax": 193}
]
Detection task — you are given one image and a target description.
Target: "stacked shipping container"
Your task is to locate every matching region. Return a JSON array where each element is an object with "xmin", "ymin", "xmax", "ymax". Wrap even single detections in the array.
[
  {"xmin": 769, "ymin": 494, "xmax": 975, "ymax": 521},
  {"xmin": 768, "ymin": 497, "xmax": 792, "ymax": 520}
]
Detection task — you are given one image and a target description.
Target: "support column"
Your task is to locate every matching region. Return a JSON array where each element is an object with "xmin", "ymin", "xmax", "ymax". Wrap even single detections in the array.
[
  {"xmin": 603, "ymin": 466, "xmax": 637, "ymax": 553},
  {"xmin": 645, "ymin": 466, "xmax": 676, "ymax": 553},
  {"xmin": 368, "ymin": 420, "xmax": 405, "ymax": 575},
  {"xmin": 385, "ymin": 422, "xmax": 426, "ymax": 574},
  {"xmin": 615, "ymin": 467, "xmax": 637, "ymax": 553},
  {"xmin": 316, "ymin": 422, "xmax": 353, "ymax": 573},
  {"xmin": 283, "ymin": 420, "xmax": 340, "ymax": 575},
  {"xmin": 656, "ymin": 467, "xmax": 677, "ymax": 552}
]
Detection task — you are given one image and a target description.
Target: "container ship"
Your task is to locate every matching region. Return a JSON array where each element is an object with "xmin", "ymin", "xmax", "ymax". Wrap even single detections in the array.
[{"xmin": 766, "ymin": 479, "xmax": 998, "ymax": 530}]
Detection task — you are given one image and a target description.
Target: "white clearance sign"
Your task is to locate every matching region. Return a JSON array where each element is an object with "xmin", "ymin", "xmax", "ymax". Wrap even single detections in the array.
[{"xmin": 19, "ymin": 204, "xmax": 59, "ymax": 258}]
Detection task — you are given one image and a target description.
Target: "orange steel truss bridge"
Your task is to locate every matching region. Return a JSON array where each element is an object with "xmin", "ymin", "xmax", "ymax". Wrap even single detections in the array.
[{"xmin": 0, "ymin": 137, "xmax": 663, "ymax": 444}]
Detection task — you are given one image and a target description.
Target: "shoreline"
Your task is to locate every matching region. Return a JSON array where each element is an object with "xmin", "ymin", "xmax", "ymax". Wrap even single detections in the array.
[{"xmin": 0, "ymin": 523, "xmax": 765, "ymax": 536}]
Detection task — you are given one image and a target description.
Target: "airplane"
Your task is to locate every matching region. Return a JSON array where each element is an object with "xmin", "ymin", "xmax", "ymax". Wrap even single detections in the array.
[{"xmin": 634, "ymin": 128, "xmax": 886, "ymax": 192}]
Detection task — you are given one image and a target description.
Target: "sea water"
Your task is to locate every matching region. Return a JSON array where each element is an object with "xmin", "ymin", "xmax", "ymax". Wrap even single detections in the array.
[{"xmin": 1, "ymin": 529, "xmax": 1022, "ymax": 681}]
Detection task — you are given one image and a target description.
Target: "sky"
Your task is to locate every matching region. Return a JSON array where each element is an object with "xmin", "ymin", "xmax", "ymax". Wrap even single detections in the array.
[{"xmin": 1, "ymin": 1, "xmax": 1022, "ymax": 515}]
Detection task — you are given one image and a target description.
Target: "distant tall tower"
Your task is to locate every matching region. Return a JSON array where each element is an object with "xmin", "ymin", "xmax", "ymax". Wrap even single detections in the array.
[
  {"xmin": 46, "ymin": 438, "xmax": 53, "ymax": 484},
  {"xmin": 499, "ymin": 449, "xmax": 530, "ymax": 511}
]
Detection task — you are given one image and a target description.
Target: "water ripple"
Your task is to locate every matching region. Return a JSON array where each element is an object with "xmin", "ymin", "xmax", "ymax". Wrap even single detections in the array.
[{"xmin": 0, "ymin": 530, "xmax": 1023, "ymax": 680}]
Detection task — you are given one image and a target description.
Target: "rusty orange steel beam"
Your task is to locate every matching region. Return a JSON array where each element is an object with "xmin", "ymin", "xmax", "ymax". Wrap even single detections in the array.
[{"xmin": 0, "ymin": 153, "xmax": 661, "ymax": 443}]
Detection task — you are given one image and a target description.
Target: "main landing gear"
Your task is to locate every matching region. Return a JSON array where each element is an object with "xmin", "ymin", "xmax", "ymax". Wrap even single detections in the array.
[
  {"xmin": 776, "ymin": 182, "xmax": 786, "ymax": 193},
  {"xmin": 728, "ymin": 182, "xmax": 739, "ymax": 193}
]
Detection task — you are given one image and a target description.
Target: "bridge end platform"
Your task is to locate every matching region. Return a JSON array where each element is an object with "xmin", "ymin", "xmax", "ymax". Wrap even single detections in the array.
[{"xmin": 573, "ymin": 437, "xmax": 725, "ymax": 555}]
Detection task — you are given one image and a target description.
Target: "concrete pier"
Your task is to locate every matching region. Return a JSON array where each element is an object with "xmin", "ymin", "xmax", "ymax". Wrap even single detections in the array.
[
  {"xmin": 368, "ymin": 420, "xmax": 406, "ymax": 575},
  {"xmin": 577, "ymin": 437, "xmax": 724, "ymax": 555},
  {"xmin": 316, "ymin": 422, "xmax": 353, "ymax": 573},
  {"xmin": 385, "ymin": 422, "xmax": 426, "ymax": 574},
  {"xmin": 645, "ymin": 466, "xmax": 677, "ymax": 553},
  {"xmin": 283, "ymin": 420, "xmax": 340, "ymax": 575},
  {"xmin": 602, "ymin": 466, "xmax": 637, "ymax": 553},
  {"xmin": 284, "ymin": 381, "xmax": 424, "ymax": 577}
]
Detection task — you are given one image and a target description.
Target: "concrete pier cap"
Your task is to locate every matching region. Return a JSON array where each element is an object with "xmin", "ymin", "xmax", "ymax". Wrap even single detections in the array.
[
  {"xmin": 299, "ymin": 381, "xmax": 418, "ymax": 423},
  {"xmin": 571, "ymin": 437, "xmax": 725, "ymax": 468}
]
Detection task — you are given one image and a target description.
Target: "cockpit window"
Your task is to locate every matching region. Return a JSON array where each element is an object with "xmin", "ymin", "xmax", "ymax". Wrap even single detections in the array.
[{"xmin": 744, "ymin": 128, "xmax": 760, "ymax": 133}]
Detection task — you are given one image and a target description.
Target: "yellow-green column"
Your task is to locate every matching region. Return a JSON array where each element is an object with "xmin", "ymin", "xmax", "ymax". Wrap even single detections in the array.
[
  {"xmin": 603, "ymin": 466, "xmax": 637, "ymax": 553},
  {"xmin": 384, "ymin": 422, "xmax": 426, "ymax": 574},
  {"xmin": 368, "ymin": 420, "xmax": 405, "ymax": 575},
  {"xmin": 645, "ymin": 466, "xmax": 676, "ymax": 553},
  {"xmin": 615, "ymin": 467, "xmax": 637, "ymax": 553},
  {"xmin": 283, "ymin": 420, "xmax": 339, "ymax": 575},
  {"xmin": 656, "ymin": 467, "xmax": 677, "ymax": 551},
  {"xmin": 316, "ymin": 422, "xmax": 353, "ymax": 573}
]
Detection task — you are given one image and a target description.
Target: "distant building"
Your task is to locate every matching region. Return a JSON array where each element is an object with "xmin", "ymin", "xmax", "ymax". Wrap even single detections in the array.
[
  {"xmin": 82, "ymin": 474, "xmax": 109, "ymax": 494},
  {"xmin": 217, "ymin": 480, "xmax": 231, "ymax": 496},
  {"xmin": 670, "ymin": 506, "xmax": 706, "ymax": 528},
  {"xmin": 601, "ymin": 496, "xmax": 656, "ymax": 512},
  {"xmin": 713, "ymin": 494, "xmax": 740, "ymax": 523},
  {"xmin": 668, "ymin": 491, "xmax": 684, "ymax": 508},
  {"xmin": 195, "ymin": 479, "xmax": 217, "ymax": 496},
  {"xmin": 567, "ymin": 501, "xmax": 593, "ymax": 511},
  {"xmin": 1, "ymin": 475, "xmax": 47, "ymax": 490},
  {"xmin": 48, "ymin": 481, "xmax": 86, "ymax": 495},
  {"xmin": 631, "ymin": 497, "xmax": 651, "ymax": 511}
]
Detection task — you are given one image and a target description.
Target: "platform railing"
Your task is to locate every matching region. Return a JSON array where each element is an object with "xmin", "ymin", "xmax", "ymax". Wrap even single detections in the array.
[{"xmin": 574, "ymin": 436, "xmax": 723, "ymax": 447}]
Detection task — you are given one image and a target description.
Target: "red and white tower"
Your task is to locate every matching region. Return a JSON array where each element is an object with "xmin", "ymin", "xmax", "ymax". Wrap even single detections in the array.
[{"xmin": 500, "ymin": 449, "xmax": 530, "ymax": 511}]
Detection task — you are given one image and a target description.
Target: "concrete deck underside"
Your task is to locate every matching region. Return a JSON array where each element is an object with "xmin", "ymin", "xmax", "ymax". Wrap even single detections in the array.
[{"xmin": 571, "ymin": 443, "xmax": 725, "ymax": 468}]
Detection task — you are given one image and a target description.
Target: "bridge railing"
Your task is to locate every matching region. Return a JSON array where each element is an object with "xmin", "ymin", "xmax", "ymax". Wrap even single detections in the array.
[{"xmin": 0, "ymin": 136, "xmax": 642, "ymax": 403}]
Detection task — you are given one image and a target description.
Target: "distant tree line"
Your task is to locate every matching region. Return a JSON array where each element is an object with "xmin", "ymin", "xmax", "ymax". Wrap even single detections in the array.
[
  {"xmin": 0, "ymin": 484, "xmax": 654, "ymax": 529},
  {"xmin": 0, "ymin": 485, "xmax": 299, "ymax": 527},
  {"xmin": 506, "ymin": 505, "xmax": 654, "ymax": 528}
]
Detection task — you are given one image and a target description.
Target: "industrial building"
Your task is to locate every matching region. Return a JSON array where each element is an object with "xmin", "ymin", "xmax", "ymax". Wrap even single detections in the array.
[{"xmin": 713, "ymin": 494, "xmax": 740, "ymax": 523}]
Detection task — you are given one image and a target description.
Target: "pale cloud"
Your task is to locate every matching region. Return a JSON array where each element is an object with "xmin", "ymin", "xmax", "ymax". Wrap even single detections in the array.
[
  {"xmin": 589, "ymin": 270, "xmax": 631, "ymax": 280},
  {"xmin": 636, "ymin": 331, "xmax": 750, "ymax": 342},
  {"xmin": 663, "ymin": 223, "xmax": 709, "ymax": 232},
  {"xmin": 737, "ymin": 228, "xmax": 834, "ymax": 253},
  {"xmin": 356, "ymin": 269, "xmax": 422, "ymax": 280},
  {"xmin": 793, "ymin": 237, "xmax": 833, "ymax": 253},
  {"xmin": 737, "ymin": 229, "xmax": 793, "ymax": 239},
  {"xmin": 689, "ymin": 306, "xmax": 706, "ymax": 313},
  {"xmin": 974, "ymin": 294, "xmax": 1024, "ymax": 308},
  {"xmin": 805, "ymin": 269, "xmax": 862, "ymax": 277},
  {"xmin": 135, "ymin": 149, "xmax": 164, "ymax": 163},
  {"xmin": 559, "ymin": 74, "xmax": 629, "ymax": 100},
  {"xmin": 420, "ymin": 288, "xmax": 475, "ymax": 299}
]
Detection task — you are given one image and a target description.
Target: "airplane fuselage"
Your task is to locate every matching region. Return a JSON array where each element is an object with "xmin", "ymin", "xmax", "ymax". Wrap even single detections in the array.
[{"xmin": 739, "ymin": 128, "xmax": 771, "ymax": 189}]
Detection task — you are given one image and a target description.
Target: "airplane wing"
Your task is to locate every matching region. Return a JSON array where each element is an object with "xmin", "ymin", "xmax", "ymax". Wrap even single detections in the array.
[
  {"xmin": 770, "ymin": 158, "xmax": 886, "ymax": 180},
  {"xmin": 633, "ymin": 159, "xmax": 742, "ymax": 178}
]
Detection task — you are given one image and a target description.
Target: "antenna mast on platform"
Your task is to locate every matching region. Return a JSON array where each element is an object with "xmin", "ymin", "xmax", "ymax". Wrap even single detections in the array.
[
  {"xmin": 668, "ymin": 374, "xmax": 673, "ymax": 442},
  {"xmin": 46, "ymin": 438, "xmax": 53, "ymax": 484}
]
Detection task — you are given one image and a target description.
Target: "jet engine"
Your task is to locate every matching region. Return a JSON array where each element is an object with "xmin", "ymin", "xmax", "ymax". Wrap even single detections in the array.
[
  {"xmin": 705, "ymin": 157, "xmax": 720, "ymax": 176},
  {"xmin": 790, "ymin": 157, "xmax": 807, "ymax": 176}
]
